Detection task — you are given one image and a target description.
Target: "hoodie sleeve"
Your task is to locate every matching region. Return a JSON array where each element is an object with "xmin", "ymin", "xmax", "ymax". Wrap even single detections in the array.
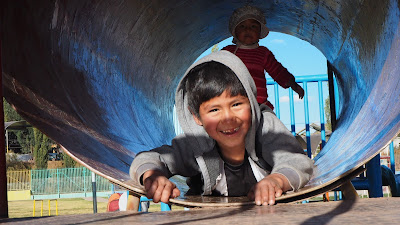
[
  {"xmin": 258, "ymin": 105, "xmax": 314, "ymax": 191},
  {"xmin": 129, "ymin": 134, "xmax": 201, "ymax": 186}
]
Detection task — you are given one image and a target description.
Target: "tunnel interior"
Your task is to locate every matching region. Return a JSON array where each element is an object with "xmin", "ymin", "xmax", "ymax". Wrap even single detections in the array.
[{"xmin": 1, "ymin": 0, "xmax": 400, "ymax": 194}]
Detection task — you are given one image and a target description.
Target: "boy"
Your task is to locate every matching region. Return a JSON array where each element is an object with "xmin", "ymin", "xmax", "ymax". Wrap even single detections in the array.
[
  {"xmin": 130, "ymin": 51, "xmax": 314, "ymax": 206},
  {"xmin": 222, "ymin": 5, "xmax": 304, "ymax": 110}
]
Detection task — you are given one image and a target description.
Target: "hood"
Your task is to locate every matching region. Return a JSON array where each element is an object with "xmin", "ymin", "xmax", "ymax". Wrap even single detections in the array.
[{"xmin": 175, "ymin": 50, "xmax": 261, "ymax": 159}]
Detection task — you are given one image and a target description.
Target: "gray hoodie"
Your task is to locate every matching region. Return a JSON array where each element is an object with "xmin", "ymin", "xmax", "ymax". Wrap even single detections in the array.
[{"xmin": 130, "ymin": 50, "xmax": 314, "ymax": 195}]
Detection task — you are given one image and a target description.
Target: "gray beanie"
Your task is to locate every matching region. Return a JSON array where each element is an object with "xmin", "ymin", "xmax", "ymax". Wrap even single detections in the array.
[{"xmin": 229, "ymin": 5, "xmax": 269, "ymax": 42}]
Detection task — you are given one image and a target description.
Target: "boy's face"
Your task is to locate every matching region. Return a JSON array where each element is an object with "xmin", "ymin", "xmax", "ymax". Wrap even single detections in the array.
[
  {"xmin": 235, "ymin": 19, "xmax": 261, "ymax": 45},
  {"xmin": 193, "ymin": 90, "xmax": 251, "ymax": 153}
]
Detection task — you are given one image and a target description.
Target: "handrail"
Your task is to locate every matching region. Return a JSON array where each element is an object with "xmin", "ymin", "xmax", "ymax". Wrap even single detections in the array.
[
  {"xmin": 266, "ymin": 74, "xmax": 328, "ymax": 84},
  {"xmin": 267, "ymin": 74, "xmax": 396, "ymax": 175},
  {"xmin": 266, "ymin": 74, "xmax": 330, "ymax": 158}
]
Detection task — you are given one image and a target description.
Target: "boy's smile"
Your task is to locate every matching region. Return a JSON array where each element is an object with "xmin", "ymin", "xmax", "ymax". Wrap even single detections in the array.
[
  {"xmin": 193, "ymin": 90, "xmax": 251, "ymax": 159},
  {"xmin": 235, "ymin": 19, "xmax": 261, "ymax": 45}
]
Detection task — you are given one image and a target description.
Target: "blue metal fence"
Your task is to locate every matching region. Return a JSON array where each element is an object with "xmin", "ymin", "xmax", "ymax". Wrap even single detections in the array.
[
  {"xmin": 266, "ymin": 74, "xmax": 337, "ymax": 157},
  {"xmin": 268, "ymin": 74, "xmax": 398, "ymax": 198}
]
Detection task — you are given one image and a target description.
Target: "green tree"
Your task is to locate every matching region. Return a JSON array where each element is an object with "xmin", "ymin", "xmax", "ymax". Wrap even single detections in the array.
[
  {"xmin": 62, "ymin": 152, "xmax": 76, "ymax": 168},
  {"xmin": 33, "ymin": 128, "xmax": 49, "ymax": 169},
  {"xmin": 3, "ymin": 98, "xmax": 23, "ymax": 121},
  {"xmin": 15, "ymin": 129, "xmax": 35, "ymax": 154}
]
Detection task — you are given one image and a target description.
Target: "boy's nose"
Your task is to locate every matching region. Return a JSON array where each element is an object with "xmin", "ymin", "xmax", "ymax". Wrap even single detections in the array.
[{"xmin": 222, "ymin": 109, "xmax": 235, "ymax": 122}]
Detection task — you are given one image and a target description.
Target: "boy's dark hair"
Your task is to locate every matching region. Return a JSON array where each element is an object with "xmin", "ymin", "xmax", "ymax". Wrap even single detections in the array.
[{"xmin": 183, "ymin": 61, "xmax": 247, "ymax": 118}]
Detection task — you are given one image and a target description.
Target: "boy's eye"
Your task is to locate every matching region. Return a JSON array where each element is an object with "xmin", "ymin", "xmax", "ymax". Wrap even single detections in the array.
[
  {"xmin": 209, "ymin": 108, "xmax": 219, "ymax": 113},
  {"xmin": 232, "ymin": 102, "xmax": 242, "ymax": 107}
]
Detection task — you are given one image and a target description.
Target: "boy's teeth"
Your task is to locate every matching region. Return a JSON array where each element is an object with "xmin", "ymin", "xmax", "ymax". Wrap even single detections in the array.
[{"xmin": 222, "ymin": 127, "xmax": 239, "ymax": 134}]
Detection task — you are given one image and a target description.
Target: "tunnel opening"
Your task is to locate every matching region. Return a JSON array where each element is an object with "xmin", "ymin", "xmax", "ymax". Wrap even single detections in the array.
[
  {"xmin": 1, "ymin": 0, "xmax": 400, "ymax": 198},
  {"xmin": 177, "ymin": 32, "xmax": 330, "ymax": 135}
]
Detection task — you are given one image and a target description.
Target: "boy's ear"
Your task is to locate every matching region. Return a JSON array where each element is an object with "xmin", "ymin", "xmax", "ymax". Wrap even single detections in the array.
[
  {"xmin": 188, "ymin": 107, "xmax": 203, "ymax": 126},
  {"xmin": 192, "ymin": 114, "xmax": 203, "ymax": 126}
]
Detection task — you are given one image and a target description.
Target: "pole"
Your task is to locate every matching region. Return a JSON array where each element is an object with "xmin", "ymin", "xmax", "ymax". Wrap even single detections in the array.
[
  {"xmin": 6, "ymin": 130, "xmax": 8, "ymax": 153},
  {"xmin": 83, "ymin": 169, "xmax": 86, "ymax": 197},
  {"xmin": 57, "ymin": 168, "xmax": 60, "ymax": 198},
  {"xmin": 303, "ymin": 82, "xmax": 311, "ymax": 158},
  {"xmin": 318, "ymin": 81, "xmax": 326, "ymax": 147},
  {"xmin": 0, "ymin": 38, "xmax": 9, "ymax": 218},
  {"xmin": 366, "ymin": 155, "xmax": 383, "ymax": 197},
  {"xmin": 92, "ymin": 171, "xmax": 97, "ymax": 213},
  {"xmin": 389, "ymin": 142, "xmax": 395, "ymax": 173}
]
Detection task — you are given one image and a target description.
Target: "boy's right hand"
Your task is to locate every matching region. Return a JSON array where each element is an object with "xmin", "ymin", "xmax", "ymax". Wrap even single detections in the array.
[
  {"xmin": 287, "ymin": 80, "xmax": 305, "ymax": 99},
  {"xmin": 291, "ymin": 83, "xmax": 304, "ymax": 99},
  {"xmin": 142, "ymin": 170, "xmax": 180, "ymax": 203}
]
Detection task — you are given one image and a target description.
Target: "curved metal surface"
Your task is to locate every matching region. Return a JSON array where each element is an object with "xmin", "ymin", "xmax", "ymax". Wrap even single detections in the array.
[{"xmin": 1, "ymin": 0, "xmax": 400, "ymax": 196}]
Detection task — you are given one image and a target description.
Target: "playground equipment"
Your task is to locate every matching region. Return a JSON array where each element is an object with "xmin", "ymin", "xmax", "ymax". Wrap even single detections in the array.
[
  {"xmin": 33, "ymin": 199, "xmax": 58, "ymax": 217},
  {"xmin": 1, "ymin": 0, "xmax": 400, "ymax": 210}
]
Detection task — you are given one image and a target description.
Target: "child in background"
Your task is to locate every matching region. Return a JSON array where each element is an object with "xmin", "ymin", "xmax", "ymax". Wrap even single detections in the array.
[
  {"xmin": 223, "ymin": 5, "xmax": 304, "ymax": 110},
  {"xmin": 130, "ymin": 51, "xmax": 313, "ymax": 206}
]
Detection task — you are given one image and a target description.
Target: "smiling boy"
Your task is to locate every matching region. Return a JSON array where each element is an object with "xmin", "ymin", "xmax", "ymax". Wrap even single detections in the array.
[{"xmin": 130, "ymin": 51, "xmax": 314, "ymax": 206}]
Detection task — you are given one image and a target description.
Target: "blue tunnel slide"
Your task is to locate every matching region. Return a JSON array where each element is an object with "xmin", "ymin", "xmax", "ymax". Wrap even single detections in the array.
[{"xmin": 1, "ymin": 0, "xmax": 400, "ymax": 198}]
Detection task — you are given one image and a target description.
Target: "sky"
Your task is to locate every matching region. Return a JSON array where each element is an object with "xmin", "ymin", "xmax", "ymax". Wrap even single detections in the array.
[{"xmin": 195, "ymin": 32, "xmax": 329, "ymax": 133}]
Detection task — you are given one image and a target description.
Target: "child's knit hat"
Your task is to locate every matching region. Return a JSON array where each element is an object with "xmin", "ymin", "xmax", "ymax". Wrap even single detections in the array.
[{"xmin": 229, "ymin": 5, "xmax": 269, "ymax": 42}]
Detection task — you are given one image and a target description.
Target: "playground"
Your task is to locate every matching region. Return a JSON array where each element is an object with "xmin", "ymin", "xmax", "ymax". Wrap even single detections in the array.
[{"xmin": 1, "ymin": 0, "xmax": 400, "ymax": 223}]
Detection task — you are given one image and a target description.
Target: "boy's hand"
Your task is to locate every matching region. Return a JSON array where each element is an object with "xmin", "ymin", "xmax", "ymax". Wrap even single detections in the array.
[
  {"xmin": 292, "ymin": 83, "xmax": 304, "ymax": 99},
  {"xmin": 288, "ymin": 80, "xmax": 304, "ymax": 99},
  {"xmin": 142, "ymin": 170, "xmax": 180, "ymax": 203},
  {"xmin": 248, "ymin": 174, "xmax": 291, "ymax": 206}
]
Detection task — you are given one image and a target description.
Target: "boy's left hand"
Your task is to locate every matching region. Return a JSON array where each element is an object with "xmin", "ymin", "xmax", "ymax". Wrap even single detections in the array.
[{"xmin": 247, "ymin": 173, "xmax": 291, "ymax": 206}]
